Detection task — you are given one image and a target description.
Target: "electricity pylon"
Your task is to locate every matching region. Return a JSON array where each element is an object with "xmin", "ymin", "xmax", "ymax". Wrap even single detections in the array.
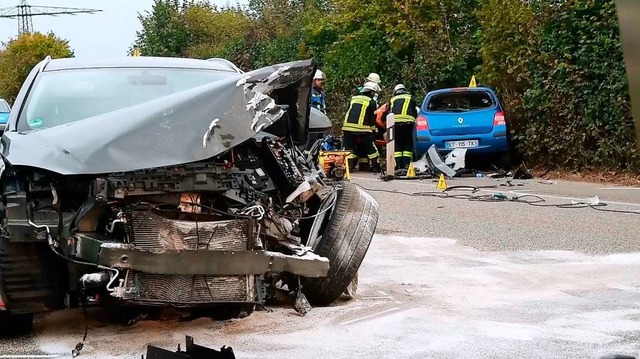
[{"xmin": 0, "ymin": 0, "xmax": 102, "ymax": 35}]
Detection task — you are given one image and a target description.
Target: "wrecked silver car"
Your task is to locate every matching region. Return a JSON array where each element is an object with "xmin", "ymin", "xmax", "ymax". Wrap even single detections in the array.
[{"xmin": 0, "ymin": 56, "xmax": 379, "ymax": 335}]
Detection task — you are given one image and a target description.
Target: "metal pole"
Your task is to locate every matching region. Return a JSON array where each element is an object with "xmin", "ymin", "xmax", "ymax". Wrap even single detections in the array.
[
  {"xmin": 385, "ymin": 113, "xmax": 395, "ymax": 177},
  {"xmin": 616, "ymin": 0, "xmax": 640, "ymax": 150}
]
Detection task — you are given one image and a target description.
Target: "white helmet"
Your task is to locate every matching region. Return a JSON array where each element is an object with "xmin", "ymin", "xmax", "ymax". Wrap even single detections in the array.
[
  {"xmin": 314, "ymin": 69, "xmax": 326, "ymax": 80},
  {"xmin": 367, "ymin": 73, "xmax": 381, "ymax": 84},
  {"xmin": 362, "ymin": 81, "xmax": 381, "ymax": 93},
  {"xmin": 393, "ymin": 83, "xmax": 407, "ymax": 94}
]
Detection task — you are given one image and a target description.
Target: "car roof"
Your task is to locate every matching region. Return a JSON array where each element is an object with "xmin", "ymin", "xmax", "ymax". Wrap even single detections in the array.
[
  {"xmin": 42, "ymin": 56, "xmax": 239, "ymax": 73},
  {"xmin": 426, "ymin": 87, "xmax": 496, "ymax": 96},
  {"xmin": 206, "ymin": 58, "xmax": 244, "ymax": 73}
]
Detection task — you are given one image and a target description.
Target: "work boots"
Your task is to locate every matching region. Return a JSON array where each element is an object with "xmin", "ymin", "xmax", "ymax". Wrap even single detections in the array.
[
  {"xmin": 347, "ymin": 157, "xmax": 358, "ymax": 172},
  {"xmin": 370, "ymin": 160, "xmax": 381, "ymax": 174}
]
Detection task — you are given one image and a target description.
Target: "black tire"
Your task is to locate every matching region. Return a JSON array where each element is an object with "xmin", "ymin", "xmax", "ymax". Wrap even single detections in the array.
[
  {"xmin": 0, "ymin": 312, "xmax": 34, "ymax": 337},
  {"xmin": 302, "ymin": 181, "xmax": 379, "ymax": 305}
]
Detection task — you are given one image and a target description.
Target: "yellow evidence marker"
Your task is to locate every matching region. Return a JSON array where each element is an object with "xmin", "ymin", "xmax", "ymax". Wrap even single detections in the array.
[
  {"xmin": 407, "ymin": 163, "xmax": 416, "ymax": 178},
  {"xmin": 469, "ymin": 75, "xmax": 477, "ymax": 87},
  {"xmin": 436, "ymin": 173, "xmax": 448, "ymax": 190}
]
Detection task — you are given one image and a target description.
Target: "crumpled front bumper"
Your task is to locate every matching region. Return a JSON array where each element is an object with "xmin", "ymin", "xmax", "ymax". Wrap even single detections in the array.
[{"xmin": 74, "ymin": 235, "xmax": 330, "ymax": 278}]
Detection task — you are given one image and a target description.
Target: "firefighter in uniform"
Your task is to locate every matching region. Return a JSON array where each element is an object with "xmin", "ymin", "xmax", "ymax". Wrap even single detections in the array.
[
  {"xmin": 356, "ymin": 73, "xmax": 382, "ymax": 96},
  {"xmin": 310, "ymin": 70, "xmax": 327, "ymax": 113},
  {"xmin": 342, "ymin": 81, "xmax": 381, "ymax": 173},
  {"xmin": 389, "ymin": 84, "xmax": 418, "ymax": 170}
]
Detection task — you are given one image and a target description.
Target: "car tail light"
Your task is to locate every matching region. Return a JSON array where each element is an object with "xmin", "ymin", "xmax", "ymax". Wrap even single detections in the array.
[
  {"xmin": 416, "ymin": 115, "xmax": 429, "ymax": 131},
  {"xmin": 494, "ymin": 111, "xmax": 506, "ymax": 126}
]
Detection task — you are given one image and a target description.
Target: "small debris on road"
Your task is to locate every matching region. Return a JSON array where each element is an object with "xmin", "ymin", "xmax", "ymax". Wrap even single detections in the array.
[{"xmin": 539, "ymin": 180, "xmax": 558, "ymax": 185}]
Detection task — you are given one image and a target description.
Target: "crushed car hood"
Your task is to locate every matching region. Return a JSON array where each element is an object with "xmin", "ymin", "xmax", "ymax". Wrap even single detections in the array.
[{"xmin": 0, "ymin": 59, "xmax": 315, "ymax": 175}]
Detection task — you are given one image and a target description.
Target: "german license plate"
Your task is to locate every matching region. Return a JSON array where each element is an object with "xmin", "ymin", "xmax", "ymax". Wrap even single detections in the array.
[{"xmin": 445, "ymin": 140, "xmax": 479, "ymax": 149}]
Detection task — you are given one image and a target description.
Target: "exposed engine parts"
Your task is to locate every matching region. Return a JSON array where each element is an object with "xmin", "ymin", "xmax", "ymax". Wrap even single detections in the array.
[{"xmin": 1, "ymin": 136, "xmax": 336, "ymax": 313}]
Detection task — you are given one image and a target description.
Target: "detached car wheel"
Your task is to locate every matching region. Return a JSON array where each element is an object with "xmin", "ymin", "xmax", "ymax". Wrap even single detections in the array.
[
  {"xmin": 302, "ymin": 182, "xmax": 379, "ymax": 305},
  {"xmin": 0, "ymin": 312, "xmax": 34, "ymax": 337}
]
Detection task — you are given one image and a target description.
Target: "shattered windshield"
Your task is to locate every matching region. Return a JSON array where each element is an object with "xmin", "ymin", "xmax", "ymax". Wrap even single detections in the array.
[
  {"xmin": 427, "ymin": 91, "xmax": 495, "ymax": 112},
  {"xmin": 17, "ymin": 67, "xmax": 231, "ymax": 131},
  {"xmin": 0, "ymin": 99, "xmax": 9, "ymax": 113}
]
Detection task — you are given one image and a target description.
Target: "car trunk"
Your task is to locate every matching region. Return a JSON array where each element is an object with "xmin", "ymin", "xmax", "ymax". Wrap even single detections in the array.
[{"xmin": 426, "ymin": 90, "xmax": 496, "ymax": 136}]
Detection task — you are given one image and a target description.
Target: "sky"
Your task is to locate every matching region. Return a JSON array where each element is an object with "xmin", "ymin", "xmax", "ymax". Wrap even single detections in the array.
[{"xmin": 0, "ymin": 0, "xmax": 238, "ymax": 58}]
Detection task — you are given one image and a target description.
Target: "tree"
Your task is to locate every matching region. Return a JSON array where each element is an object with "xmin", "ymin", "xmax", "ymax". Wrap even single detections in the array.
[
  {"xmin": 0, "ymin": 32, "xmax": 74, "ymax": 104},
  {"xmin": 304, "ymin": 0, "xmax": 481, "ymax": 120},
  {"xmin": 132, "ymin": 0, "xmax": 191, "ymax": 56},
  {"xmin": 478, "ymin": 0, "xmax": 537, "ymax": 95},
  {"xmin": 182, "ymin": 3, "xmax": 252, "ymax": 61},
  {"xmin": 132, "ymin": 0, "xmax": 254, "ymax": 68},
  {"xmin": 521, "ymin": 0, "xmax": 638, "ymax": 170},
  {"xmin": 477, "ymin": 0, "xmax": 538, "ymax": 163}
]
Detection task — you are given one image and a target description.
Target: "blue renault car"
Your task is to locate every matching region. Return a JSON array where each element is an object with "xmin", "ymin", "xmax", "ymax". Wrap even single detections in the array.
[
  {"xmin": 415, "ymin": 86, "xmax": 510, "ymax": 167},
  {"xmin": 0, "ymin": 98, "xmax": 9, "ymax": 134}
]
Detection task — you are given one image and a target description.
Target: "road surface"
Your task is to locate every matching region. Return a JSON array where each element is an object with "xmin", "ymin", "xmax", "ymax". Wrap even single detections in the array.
[{"xmin": 1, "ymin": 175, "xmax": 639, "ymax": 358}]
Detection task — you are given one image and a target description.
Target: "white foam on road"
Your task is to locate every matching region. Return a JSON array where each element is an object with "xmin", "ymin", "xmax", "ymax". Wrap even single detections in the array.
[
  {"xmin": 9, "ymin": 234, "xmax": 640, "ymax": 358},
  {"xmin": 599, "ymin": 187, "xmax": 640, "ymax": 191},
  {"xmin": 599, "ymin": 252, "xmax": 640, "ymax": 265},
  {"xmin": 360, "ymin": 235, "xmax": 640, "ymax": 355},
  {"xmin": 338, "ymin": 307, "xmax": 401, "ymax": 326}
]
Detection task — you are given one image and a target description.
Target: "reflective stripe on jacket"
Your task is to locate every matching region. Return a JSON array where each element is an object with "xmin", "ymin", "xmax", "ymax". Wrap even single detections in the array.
[
  {"xmin": 389, "ymin": 93, "xmax": 417, "ymax": 123},
  {"xmin": 311, "ymin": 88, "xmax": 326, "ymax": 113},
  {"xmin": 342, "ymin": 95, "xmax": 376, "ymax": 132}
]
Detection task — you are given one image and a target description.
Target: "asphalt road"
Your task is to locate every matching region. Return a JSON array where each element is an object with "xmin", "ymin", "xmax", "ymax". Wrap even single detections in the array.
[
  {"xmin": 355, "ymin": 173, "xmax": 640, "ymax": 254},
  {"xmin": 1, "ymin": 174, "xmax": 640, "ymax": 358}
]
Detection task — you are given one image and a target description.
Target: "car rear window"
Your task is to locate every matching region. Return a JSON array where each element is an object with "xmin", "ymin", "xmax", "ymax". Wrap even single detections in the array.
[
  {"xmin": 17, "ymin": 67, "xmax": 231, "ymax": 131},
  {"xmin": 426, "ymin": 91, "xmax": 495, "ymax": 112}
]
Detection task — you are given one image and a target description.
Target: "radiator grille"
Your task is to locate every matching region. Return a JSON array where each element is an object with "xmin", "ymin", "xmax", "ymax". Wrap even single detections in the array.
[
  {"xmin": 124, "ymin": 274, "xmax": 254, "ymax": 303},
  {"xmin": 122, "ymin": 211, "xmax": 254, "ymax": 304},
  {"xmin": 127, "ymin": 212, "xmax": 248, "ymax": 251}
]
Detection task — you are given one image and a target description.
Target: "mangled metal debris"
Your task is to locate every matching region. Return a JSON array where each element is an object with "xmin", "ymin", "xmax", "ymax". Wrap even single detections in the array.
[
  {"xmin": 385, "ymin": 145, "xmax": 464, "ymax": 180},
  {"xmin": 444, "ymin": 148, "xmax": 467, "ymax": 171},
  {"xmin": 246, "ymin": 91, "xmax": 282, "ymax": 132},
  {"xmin": 407, "ymin": 153, "xmax": 433, "ymax": 177},
  {"xmin": 202, "ymin": 118, "xmax": 221, "ymax": 148},
  {"xmin": 382, "ymin": 145, "xmax": 529, "ymax": 182},
  {"xmin": 427, "ymin": 145, "xmax": 458, "ymax": 178},
  {"xmin": 144, "ymin": 336, "xmax": 236, "ymax": 359}
]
